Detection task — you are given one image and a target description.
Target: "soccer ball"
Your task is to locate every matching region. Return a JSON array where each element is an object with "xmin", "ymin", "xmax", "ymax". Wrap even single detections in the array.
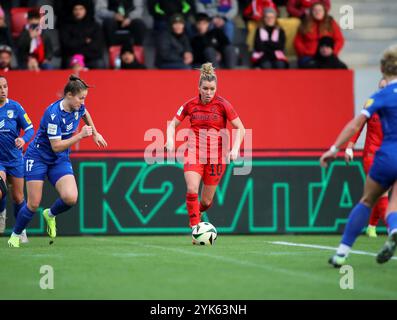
[{"xmin": 192, "ymin": 222, "xmax": 217, "ymax": 245}]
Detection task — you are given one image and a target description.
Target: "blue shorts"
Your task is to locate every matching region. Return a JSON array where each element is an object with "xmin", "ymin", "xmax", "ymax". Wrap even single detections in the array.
[
  {"xmin": 0, "ymin": 159, "xmax": 24, "ymax": 178},
  {"xmin": 369, "ymin": 150, "xmax": 397, "ymax": 190},
  {"xmin": 24, "ymin": 156, "xmax": 74, "ymax": 186}
]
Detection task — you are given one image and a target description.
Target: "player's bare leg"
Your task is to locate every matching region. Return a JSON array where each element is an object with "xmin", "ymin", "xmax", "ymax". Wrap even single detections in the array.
[
  {"xmin": 200, "ymin": 184, "xmax": 217, "ymax": 215},
  {"xmin": 184, "ymin": 171, "xmax": 202, "ymax": 229},
  {"xmin": 8, "ymin": 175, "xmax": 28, "ymax": 242},
  {"xmin": 0, "ymin": 171, "xmax": 7, "ymax": 233}
]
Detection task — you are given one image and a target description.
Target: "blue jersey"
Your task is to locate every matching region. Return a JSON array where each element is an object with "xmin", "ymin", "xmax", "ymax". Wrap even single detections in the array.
[
  {"xmin": 362, "ymin": 80, "xmax": 397, "ymax": 189},
  {"xmin": 362, "ymin": 81, "xmax": 397, "ymax": 151},
  {"xmin": 26, "ymin": 99, "xmax": 86, "ymax": 163},
  {"xmin": 0, "ymin": 99, "xmax": 33, "ymax": 165}
]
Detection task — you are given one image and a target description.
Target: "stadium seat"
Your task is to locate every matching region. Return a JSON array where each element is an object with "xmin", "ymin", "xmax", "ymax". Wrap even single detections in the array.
[
  {"xmin": 108, "ymin": 45, "xmax": 145, "ymax": 69},
  {"xmin": 10, "ymin": 7, "xmax": 32, "ymax": 39},
  {"xmin": 278, "ymin": 17, "xmax": 301, "ymax": 58}
]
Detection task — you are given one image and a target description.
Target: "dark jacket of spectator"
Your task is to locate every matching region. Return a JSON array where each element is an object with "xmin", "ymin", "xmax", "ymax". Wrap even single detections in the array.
[
  {"xmin": 59, "ymin": 5, "xmax": 105, "ymax": 68},
  {"xmin": 191, "ymin": 27, "xmax": 230, "ymax": 64},
  {"xmin": 287, "ymin": 0, "xmax": 330, "ymax": 18},
  {"xmin": 17, "ymin": 28, "xmax": 53, "ymax": 67},
  {"xmin": 156, "ymin": 30, "xmax": 192, "ymax": 66},
  {"xmin": 54, "ymin": 0, "xmax": 95, "ymax": 27},
  {"xmin": 305, "ymin": 36, "xmax": 348, "ymax": 69}
]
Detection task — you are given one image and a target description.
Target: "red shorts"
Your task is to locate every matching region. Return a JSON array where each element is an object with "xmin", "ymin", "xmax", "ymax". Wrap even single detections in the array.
[{"xmin": 184, "ymin": 162, "xmax": 226, "ymax": 185}]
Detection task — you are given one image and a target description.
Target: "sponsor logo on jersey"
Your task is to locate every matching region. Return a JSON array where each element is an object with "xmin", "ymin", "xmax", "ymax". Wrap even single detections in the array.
[
  {"xmin": 51, "ymin": 113, "xmax": 56, "ymax": 120},
  {"xmin": 66, "ymin": 123, "xmax": 73, "ymax": 131},
  {"xmin": 47, "ymin": 123, "xmax": 58, "ymax": 135},
  {"xmin": 23, "ymin": 113, "xmax": 32, "ymax": 124},
  {"xmin": 7, "ymin": 110, "xmax": 14, "ymax": 118},
  {"xmin": 365, "ymin": 98, "xmax": 374, "ymax": 109}
]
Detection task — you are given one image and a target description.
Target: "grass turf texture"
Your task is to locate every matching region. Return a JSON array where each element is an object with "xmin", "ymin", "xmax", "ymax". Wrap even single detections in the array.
[{"xmin": 0, "ymin": 235, "xmax": 396, "ymax": 300}]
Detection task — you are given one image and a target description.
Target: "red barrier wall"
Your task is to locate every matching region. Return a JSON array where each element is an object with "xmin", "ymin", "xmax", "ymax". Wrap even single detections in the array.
[{"xmin": 6, "ymin": 70, "xmax": 354, "ymax": 152}]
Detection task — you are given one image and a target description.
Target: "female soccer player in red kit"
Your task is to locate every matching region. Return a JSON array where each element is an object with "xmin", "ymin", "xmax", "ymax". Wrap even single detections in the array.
[
  {"xmin": 345, "ymin": 78, "xmax": 388, "ymax": 237},
  {"xmin": 166, "ymin": 63, "xmax": 245, "ymax": 230}
]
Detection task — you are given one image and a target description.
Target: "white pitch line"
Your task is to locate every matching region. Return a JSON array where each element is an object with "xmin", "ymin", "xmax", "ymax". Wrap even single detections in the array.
[{"xmin": 268, "ymin": 241, "xmax": 397, "ymax": 261}]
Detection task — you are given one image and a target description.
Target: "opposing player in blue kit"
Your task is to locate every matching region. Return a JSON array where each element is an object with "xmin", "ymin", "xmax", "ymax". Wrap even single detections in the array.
[
  {"xmin": 8, "ymin": 75, "xmax": 107, "ymax": 247},
  {"xmin": 320, "ymin": 45, "xmax": 397, "ymax": 266},
  {"xmin": 0, "ymin": 76, "xmax": 34, "ymax": 243}
]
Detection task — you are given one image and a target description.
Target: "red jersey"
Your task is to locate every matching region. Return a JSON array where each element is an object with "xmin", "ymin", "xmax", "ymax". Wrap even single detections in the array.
[
  {"xmin": 175, "ymin": 95, "xmax": 238, "ymax": 162},
  {"xmin": 350, "ymin": 112, "xmax": 383, "ymax": 156}
]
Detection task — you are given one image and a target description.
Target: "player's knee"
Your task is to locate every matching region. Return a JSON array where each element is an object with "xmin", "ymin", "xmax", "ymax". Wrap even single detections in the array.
[
  {"xmin": 27, "ymin": 201, "xmax": 40, "ymax": 212},
  {"xmin": 62, "ymin": 193, "xmax": 78, "ymax": 206}
]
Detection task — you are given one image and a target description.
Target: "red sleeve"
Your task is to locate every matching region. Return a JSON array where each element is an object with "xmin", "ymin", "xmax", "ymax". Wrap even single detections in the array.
[
  {"xmin": 331, "ymin": 19, "xmax": 345, "ymax": 55},
  {"xmin": 287, "ymin": 0, "xmax": 304, "ymax": 18},
  {"xmin": 175, "ymin": 103, "xmax": 188, "ymax": 122},
  {"xmin": 223, "ymin": 100, "xmax": 238, "ymax": 121},
  {"xmin": 293, "ymin": 31, "xmax": 308, "ymax": 57}
]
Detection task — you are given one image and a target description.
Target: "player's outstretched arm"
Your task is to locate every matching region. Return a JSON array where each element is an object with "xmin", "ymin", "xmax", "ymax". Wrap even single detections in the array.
[
  {"xmin": 50, "ymin": 125, "xmax": 93, "ymax": 153},
  {"xmin": 320, "ymin": 114, "xmax": 367, "ymax": 168},
  {"xmin": 229, "ymin": 117, "xmax": 245, "ymax": 161},
  {"xmin": 82, "ymin": 109, "xmax": 107, "ymax": 148},
  {"xmin": 165, "ymin": 117, "xmax": 181, "ymax": 152}
]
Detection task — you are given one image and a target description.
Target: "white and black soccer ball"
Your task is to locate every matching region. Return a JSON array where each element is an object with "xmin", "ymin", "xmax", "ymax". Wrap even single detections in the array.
[{"xmin": 192, "ymin": 222, "xmax": 217, "ymax": 245}]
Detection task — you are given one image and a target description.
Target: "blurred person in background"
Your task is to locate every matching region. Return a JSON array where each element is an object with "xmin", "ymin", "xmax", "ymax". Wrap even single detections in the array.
[
  {"xmin": 95, "ymin": 0, "xmax": 147, "ymax": 46},
  {"xmin": 0, "ymin": 45, "xmax": 12, "ymax": 71},
  {"xmin": 191, "ymin": 13, "xmax": 237, "ymax": 69},
  {"xmin": 251, "ymin": 6, "xmax": 288, "ymax": 69},
  {"xmin": 17, "ymin": 9, "xmax": 53, "ymax": 70},
  {"xmin": 155, "ymin": 13, "xmax": 193, "ymax": 69},
  {"xmin": 304, "ymin": 36, "xmax": 347, "ymax": 69},
  {"xmin": 120, "ymin": 44, "xmax": 146, "ymax": 69},
  {"xmin": 59, "ymin": 1, "xmax": 105, "ymax": 69},
  {"xmin": 287, "ymin": 0, "xmax": 330, "ymax": 19},
  {"xmin": 294, "ymin": 2, "xmax": 344, "ymax": 68}
]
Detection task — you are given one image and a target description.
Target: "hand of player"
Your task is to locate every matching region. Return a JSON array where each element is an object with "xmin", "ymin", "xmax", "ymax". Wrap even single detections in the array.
[
  {"xmin": 15, "ymin": 137, "xmax": 25, "ymax": 149},
  {"xmin": 228, "ymin": 148, "xmax": 239, "ymax": 162},
  {"xmin": 80, "ymin": 125, "xmax": 93, "ymax": 138},
  {"xmin": 344, "ymin": 148, "xmax": 354, "ymax": 164},
  {"xmin": 320, "ymin": 148, "xmax": 338, "ymax": 168},
  {"xmin": 93, "ymin": 132, "xmax": 108, "ymax": 148}
]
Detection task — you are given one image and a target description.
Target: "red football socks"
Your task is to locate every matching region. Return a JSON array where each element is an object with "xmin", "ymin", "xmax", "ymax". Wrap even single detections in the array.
[{"xmin": 186, "ymin": 193, "xmax": 200, "ymax": 227}]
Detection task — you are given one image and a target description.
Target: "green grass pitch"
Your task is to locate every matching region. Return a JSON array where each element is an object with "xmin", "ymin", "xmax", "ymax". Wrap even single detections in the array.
[{"xmin": 0, "ymin": 235, "xmax": 396, "ymax": 300}]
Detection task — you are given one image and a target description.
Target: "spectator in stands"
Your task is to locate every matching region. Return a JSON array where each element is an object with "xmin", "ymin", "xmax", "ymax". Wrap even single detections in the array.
[
  {"xmin": 287, "ymin": 0, "xmax": 330, "ymax": 19},
  {"xmin": 120, "ymin": 44, "xmax": 146, "ymax": 69},
  {"xmin": 242, "ymin": 0, "xmax": 277, "ymax": 51},
  {"xmin": 155, "ymin": 13, "xmax": 193, "ymax": 69},
  {"xmin": 294, "ymin": 2, "xmax": 344, "ymax": 68},
  {"xmin": 70, "ymin": 54, "xmax": 89, "ymax": 75},
  {"xmin": 251, "ymin": 6, "xmax": 288, "ymax": 69},
  {"xmin": 95, "ymin": 0, "xmax": 147, "ymax": 46},
  {"xmin": 54, "ymin": 0, "xmax": 95, "ymax": 28},
  {"xmin": 196, "ymin": 0, "xmax": 238, "ymax": 43},
  {"xmin": 305, "ymin": 36, "xmax": 348, "ymax": 69},
  {"xmin": 59, "ymin": 1, "xmax": 105, "ymax": 69},
  {"xmin": 17, "ymin": 9, "xmax": 53, "ymax": 70},
  {"xmin": 0, "ymin": 6, "xmax": 12, "ymax": 48},
  {"xmin": 191, "ymin": 13, "xmax": 237, "ymax": 69},
  {"xmin": 0, "ymin": 44, "xmax": 12, "ymax": 71},
  {"xmin": 148, "ymin": 0, "xmax": 196, "ymax": 33}
]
